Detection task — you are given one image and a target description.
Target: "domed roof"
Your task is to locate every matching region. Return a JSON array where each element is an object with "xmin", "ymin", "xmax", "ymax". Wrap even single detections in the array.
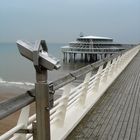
[{"xmin": 78, "ymin": 36, "xmax": 113, "ymax": 40}]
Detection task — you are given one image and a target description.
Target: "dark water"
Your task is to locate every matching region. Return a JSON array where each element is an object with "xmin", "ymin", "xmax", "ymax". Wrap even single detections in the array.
[{"xmin": 0, "ymin": 42, "xmax": 87, "ymax": 93}]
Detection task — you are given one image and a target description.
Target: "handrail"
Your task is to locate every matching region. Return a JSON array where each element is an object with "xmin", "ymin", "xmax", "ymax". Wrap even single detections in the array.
[
  {"xmin": 0, "ymin": 91, "xmax": 34, "ymax": 120},
  {"xmin": 0, "ymin": 49, "xmax": 129, "ymax": 120},
  {"xmin": 52, "ymin": 49, "xmax": 127, "ymax": 90},
  {"xmin": 0, "ymin": 45, "xmax": 139, "ymax": 140}
]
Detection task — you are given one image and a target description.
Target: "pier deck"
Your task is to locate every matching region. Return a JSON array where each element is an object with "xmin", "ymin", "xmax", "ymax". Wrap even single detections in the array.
[{"xmin": 66, "ymin": 51, "xmax": 140, "ymax": 139}]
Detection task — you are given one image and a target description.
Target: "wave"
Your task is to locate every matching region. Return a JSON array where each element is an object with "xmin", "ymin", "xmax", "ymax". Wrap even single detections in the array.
[{"xmin": 0, "ymin": 77, "xmax": 34, "ymax": 88}]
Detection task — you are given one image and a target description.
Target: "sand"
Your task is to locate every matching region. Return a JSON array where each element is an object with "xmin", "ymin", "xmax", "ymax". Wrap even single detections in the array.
[
  {"xmin": 0, "ymin": 88, "xmax": 62, "ymax": 136},
  {"xmin": 0, "ymin": 92, "xmax": 35, "ymax": 135}
]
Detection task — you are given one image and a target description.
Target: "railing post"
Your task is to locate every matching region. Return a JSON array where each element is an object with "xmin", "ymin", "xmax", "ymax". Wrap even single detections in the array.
[
  {"xmin": 13, "ymin": 105, "xmax": 30, "ymax": 140},
  {"xmin": 79, "ymin": 72, "xmax": 92, "ymax": 107},
  {"xmin": 93, "ymin": 65, "xmax": 103, "ymax": 92},
  {"xmin": 115, "ymin": 56, "xmax": 121, "ymax": 72},
  {"xmin": 107, "ymin": 58, "xmax": 116, "ymax": 80},
  {"xmin": 101, "ymin": 61, "xmax": 111, "ymax": 84},
  {"xmin": 56, "ymin": 84, "xmax": 71, "ymax": 127}
]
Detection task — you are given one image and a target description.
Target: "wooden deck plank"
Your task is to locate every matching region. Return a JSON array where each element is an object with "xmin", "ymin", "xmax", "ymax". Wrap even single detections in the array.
[
  {"xmin": 136, "ymin": 108, "xmax": 140, "ymax": 140},
  {"xmin": 123, "ymin": 77, "xmax": 140, "ymax": 140},
  {"xmin": 66, "ymin": 52, "xmax": 140, "ymax": 140},
  {"xmin": 69, "ymin": 74, "xmax": 129, "ymax": 139},
  {"xmin": 94, "ymin": 64, "xmax": 138, "ymax": 140},
  {"xmin": 68, "ymin": 78, "xmax": 126, "ymax": 139},
  {"xmin": 130, "ymin": 88, "xmax": 140, "ymax": 140},
  {"xmin": 102, "ymin": 77, "xmax": 135, "ymax": 140},
  {"xmin": 89, "ymin": 68, "xmax": 132, "ymax": 138},
  {"xmin": 97, "ymin": 80, "xmax": 132, "ymax": 139},
  {"xmin": 114, "ymin": 75, "xmax": 140, "ymax": 140},
  {"xmin": 114, "ymin": 82, "xmax": 134, "ymax": 140}
]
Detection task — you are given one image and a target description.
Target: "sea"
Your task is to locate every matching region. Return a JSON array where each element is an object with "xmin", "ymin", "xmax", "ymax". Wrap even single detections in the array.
[{"xmin": 0, "ymin": 42, "xmax": 87, "ymax": 94}]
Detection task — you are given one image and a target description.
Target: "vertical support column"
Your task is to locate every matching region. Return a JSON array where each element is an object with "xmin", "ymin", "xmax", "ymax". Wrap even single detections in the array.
[
  {"xmin": 35, "ymin": 70, "xmax": 50, "ymax": 140},
  {"xmin": 79, "ymin": 72, "xmax": 92, "ymax": 107},
  {"xmin": 93, "ymin": 54, "xmax": 97, "ymax": 62},
  {"xmin": 69, "ymin": 53, "xmax": 72, "ymax": 62},
  {"xmin": 89, "ymin": 54, "xmax": 92, "ymax": 62},
  {"xmin": 99, "ymin": 54, "xmax": 102, "ymax": 60},
  {"xmin": 81, "ymin": 53, "xmax": 83, "ymax": 61},
  {"xmin": 66, "ymin": 52, "xmax": 67, "ymax": 62},
  {"xmin": 63, "ymin": 52, "xmax": 65, "ymax": 62},
  {"xmin": 74, "ymin": 53, "xmax": 76, "ymax": 62},
  {"xmin": 85, "ymin": 54, "xmax": 88, "ymax": 62}
]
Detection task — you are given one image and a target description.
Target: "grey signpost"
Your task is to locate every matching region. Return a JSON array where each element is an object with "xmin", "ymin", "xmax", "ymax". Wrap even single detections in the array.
[{"xmin": 17, "ymin": 40, "xmax": 61, "ymax": 140}]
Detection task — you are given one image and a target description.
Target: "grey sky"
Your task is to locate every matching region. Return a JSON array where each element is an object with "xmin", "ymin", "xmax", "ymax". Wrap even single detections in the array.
[{"xmin": 0, "ymin": 0, "xmax": 140, "ymax": 43}]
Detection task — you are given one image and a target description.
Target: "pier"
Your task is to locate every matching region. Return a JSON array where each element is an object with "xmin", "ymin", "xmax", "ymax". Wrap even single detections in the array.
[
  {"xmin": 62, "ymin": 46, "xmax": 125, "ymax": 62},
  {"xmin": 0, "ymin": 41, "xmax": 140, "ymax": 140},
  {"xmin": 61, "ymin": 36, "xmax": 133, "ymax": 63},
  {"xmin": 67, "ymin": 46, "xmax": 140, "ymax": 140}
]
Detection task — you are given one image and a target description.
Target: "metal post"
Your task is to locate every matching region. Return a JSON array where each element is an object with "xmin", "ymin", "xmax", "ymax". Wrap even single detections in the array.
[
  {"xmin": 35, "ymin": 69, "xmax": 50, "ymax": 140},
  {"xmin": 32, "ymin": 122, "xmax": 37, "ymax": 140},
  {"xmin": 16, "ymin": 40, "xmax": 60, "ymax": 140}
]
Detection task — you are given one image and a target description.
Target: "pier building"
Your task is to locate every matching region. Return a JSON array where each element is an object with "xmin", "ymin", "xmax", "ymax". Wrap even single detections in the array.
[{"xmin": 61, "ymin": 35, "xmax": 126, "ymax": 62}]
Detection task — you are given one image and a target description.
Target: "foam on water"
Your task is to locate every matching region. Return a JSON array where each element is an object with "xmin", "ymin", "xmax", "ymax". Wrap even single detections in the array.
[{"xmin": 0, "ymin": 77, "xmax": 34, "ymax": 89}]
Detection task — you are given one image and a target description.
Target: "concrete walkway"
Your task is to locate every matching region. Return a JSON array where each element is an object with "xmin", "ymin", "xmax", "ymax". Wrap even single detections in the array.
[{"xmin": 66, "ymin": 51, "xmax": 140, "ymax": 140}]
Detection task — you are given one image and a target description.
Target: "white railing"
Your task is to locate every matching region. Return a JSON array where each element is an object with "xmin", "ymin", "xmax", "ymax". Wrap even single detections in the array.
[
  {"xmin": 61, "ymin": 47, "xmax": 124, "ymax": 54},
  {"xmin": 0, "ymin": 45, "xmax": 140, "ymax": 140}
]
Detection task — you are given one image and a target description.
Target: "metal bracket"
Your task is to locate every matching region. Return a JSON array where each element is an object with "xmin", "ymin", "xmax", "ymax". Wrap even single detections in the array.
[
  {"xmin": 49, "ymin": 83, "xmax": 55, "ymax": 109},
  {"xmin": 17, "ymin": 129, "xmax": 33, "ymax": 134}
]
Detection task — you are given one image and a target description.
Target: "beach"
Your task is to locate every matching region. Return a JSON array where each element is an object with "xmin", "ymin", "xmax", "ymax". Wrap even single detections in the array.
[
  {"xmin": 0, "ymin": 90, "xmax": 36, "ymax": 135},
  {"xmin": 0, "ymin": 92, "xmax": 21, "ymax": 135}
]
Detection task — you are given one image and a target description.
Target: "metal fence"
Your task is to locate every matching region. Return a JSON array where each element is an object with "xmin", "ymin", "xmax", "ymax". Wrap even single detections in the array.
[
  {"xmin": 61, "ymin": 47, "xmax": 125, "ymax": 54},
  {"xmin": 0, "ymin": 43, "xmax": 139, "ymax": 140}
]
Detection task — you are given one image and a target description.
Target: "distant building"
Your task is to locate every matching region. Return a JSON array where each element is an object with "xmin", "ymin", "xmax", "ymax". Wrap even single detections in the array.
[{"xmin": 61, "ymin": 35, "xmax": 127, "ymax": 62}]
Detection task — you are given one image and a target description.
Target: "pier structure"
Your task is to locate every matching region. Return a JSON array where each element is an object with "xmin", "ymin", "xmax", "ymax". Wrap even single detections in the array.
[
  {"xmin": 61, "ymin": 36, "xmax": 129, "ymax": 62},
  {"xmin": 0, "ymin": 41, "xmax": 140, "ymax": 140}
]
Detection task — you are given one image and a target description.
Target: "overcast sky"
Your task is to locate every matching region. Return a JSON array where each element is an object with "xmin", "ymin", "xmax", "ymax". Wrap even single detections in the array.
[{"xmin": 0, "ymin": 0, "xmax": 140, "ymax": 43}]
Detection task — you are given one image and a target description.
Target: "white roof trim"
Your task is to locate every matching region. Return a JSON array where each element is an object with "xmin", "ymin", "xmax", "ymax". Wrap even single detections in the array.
[{"xmin": 78, "ymin": 36, "xmax": 113, "ymax": 40}]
